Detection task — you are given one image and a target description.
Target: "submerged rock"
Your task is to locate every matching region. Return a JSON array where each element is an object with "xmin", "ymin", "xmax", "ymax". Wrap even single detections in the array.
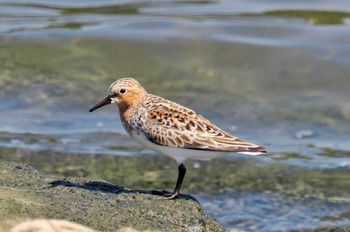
[
  {"xmin": 295, "ymin": 129, "xmax": 315, "ymax": 139},
  {"xmin": 0, "ymin": 161, "xmax": 224, "ymax": 232}
]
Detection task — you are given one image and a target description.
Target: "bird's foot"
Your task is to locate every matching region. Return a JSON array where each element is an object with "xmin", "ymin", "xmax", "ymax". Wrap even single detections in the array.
[
  {"xmin": 155, "ymin": 190, "xmax": 180, "ymax": 200},
  {"xmin": 161, "ymin": 192, "xmax": 180, "ymax": 200}
]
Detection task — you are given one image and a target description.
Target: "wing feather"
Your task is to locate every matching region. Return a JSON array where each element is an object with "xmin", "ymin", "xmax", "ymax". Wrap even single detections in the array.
[{"xmin": 140, "ymin": 96, "xmax": 266, "ymax": 154}]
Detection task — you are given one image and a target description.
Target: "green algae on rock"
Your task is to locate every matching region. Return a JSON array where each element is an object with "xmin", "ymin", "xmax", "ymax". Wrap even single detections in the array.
[
  {"xmin": 1, "ymin": 147, "xmax": 350, "ymax": 203},
  {"xmin": 263, "ymin": 10, "xmax": 350, "ymax": 25}
]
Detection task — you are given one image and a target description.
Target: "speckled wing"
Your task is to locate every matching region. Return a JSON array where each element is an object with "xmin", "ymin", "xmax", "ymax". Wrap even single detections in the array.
[{"xmin": 141, "ymin": 96, "xmax": 266, "ymax": 154}]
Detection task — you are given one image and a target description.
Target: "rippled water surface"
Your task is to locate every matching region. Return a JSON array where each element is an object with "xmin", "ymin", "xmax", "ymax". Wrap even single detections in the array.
[{"xmin": 1, "ymin": 0, "xmax": 350, "ymax": 231}]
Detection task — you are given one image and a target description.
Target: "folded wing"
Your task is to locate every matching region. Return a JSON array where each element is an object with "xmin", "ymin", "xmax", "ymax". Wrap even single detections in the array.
[{"xmin": 141, "ymin": 98, "xmax": 266, "ymax": 155}]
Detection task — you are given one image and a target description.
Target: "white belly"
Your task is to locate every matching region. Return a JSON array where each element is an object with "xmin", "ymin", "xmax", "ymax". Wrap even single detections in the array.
[{"xmin": 130, "ymin": 131, "xmax": 227, "ymax": 164}]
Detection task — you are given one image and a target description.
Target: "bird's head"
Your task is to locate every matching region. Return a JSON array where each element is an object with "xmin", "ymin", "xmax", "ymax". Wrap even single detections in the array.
[{"xmin": 89, "ymin": 77, "xmax": 147, "ymax": 112}]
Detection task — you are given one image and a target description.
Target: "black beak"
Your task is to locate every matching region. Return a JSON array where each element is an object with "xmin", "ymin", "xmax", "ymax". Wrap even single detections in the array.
[{"xmin": 89, "ymin": 96, "xmax": 112, "ymax": 112}]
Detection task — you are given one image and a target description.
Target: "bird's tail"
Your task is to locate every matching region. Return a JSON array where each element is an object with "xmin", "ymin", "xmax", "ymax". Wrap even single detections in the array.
[{"xmin": 238, "ymin": 145, "xmax": 267, "ymax": 156}]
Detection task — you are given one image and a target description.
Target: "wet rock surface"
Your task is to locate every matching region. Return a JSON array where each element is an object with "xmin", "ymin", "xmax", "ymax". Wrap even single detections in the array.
[{"xmin": 0, "ymin": 161, "xmax": 224, "ymax": 232}]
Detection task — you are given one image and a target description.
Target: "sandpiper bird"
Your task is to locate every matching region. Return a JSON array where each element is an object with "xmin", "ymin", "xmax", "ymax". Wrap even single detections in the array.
[{"xmin": 89, "ymin": 78, "xmax": 266, "ymax": 199}]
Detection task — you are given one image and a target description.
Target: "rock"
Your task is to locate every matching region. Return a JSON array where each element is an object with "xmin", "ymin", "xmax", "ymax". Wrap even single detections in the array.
[{"xmin": 0, "ymin": 161, "xmax": 224, "ymax": 232}]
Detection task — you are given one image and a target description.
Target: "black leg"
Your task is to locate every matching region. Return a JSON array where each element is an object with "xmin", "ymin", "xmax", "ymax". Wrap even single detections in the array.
[{"xmin": 163, "ymin": 163, "xmax": 186, "ymax": 200}]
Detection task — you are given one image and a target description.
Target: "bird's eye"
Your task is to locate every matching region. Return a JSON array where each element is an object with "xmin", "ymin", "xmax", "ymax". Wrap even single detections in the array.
[{"xmin": 119, "ymin": 88, "xmax": 126, "ymax": 94}]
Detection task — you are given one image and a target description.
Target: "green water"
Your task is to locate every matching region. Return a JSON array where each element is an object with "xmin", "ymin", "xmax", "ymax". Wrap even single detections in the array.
[{"xmin": 1, "ymin": 0, "xmax": 350, "ymax": 231}]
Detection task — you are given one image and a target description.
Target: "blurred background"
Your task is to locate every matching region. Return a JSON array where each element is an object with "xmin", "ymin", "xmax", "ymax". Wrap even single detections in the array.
[{"xmin": 0, "ymin": 0, "xmax": 350, "ymax": 231}]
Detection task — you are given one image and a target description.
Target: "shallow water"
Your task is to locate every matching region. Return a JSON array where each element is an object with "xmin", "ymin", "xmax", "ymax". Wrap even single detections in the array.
[
  {"xmin": 0, "ymin": 0, "xmax": 350, "ymax": 231},
  {"xmin": 198, "ymin": 191, "xmax": 350, "ymax": 232}
]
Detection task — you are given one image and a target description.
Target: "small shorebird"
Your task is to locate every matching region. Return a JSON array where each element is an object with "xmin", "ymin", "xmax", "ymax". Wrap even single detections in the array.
[{"xmin": 90, "ymin": 78, "xmax": 266, "ymax": 199}]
